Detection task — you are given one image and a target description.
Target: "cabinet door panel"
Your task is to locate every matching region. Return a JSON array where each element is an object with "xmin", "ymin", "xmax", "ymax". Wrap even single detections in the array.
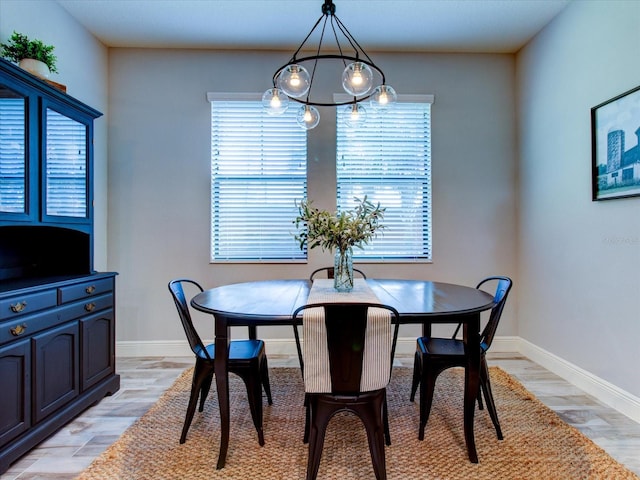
[
  {"xmin": 0, "ymin": 80, "xmax": 32, "ymax": 221},
  {"xmin": 81, "ymin": 309, "xmax": 114, "ymax": 390},
  {"xmin": 43, "ymin": 108, "xmax": 88, "ymax": 219},
  {"xmin": 0, "ymin": 339, "xmax": 30, "ymax": 447},
  {"xmin": 40, "ymin": 98, "xmax": 93, "ymax": 225},
  {"xmin": 32, "ymin": 322, "xmax": 79, "ymax": 423}
]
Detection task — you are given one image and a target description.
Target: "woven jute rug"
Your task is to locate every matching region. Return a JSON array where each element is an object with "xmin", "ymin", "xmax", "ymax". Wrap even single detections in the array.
[{"xmin": 76, "ymin": 366, "xmax": 638, "ymax": 479}]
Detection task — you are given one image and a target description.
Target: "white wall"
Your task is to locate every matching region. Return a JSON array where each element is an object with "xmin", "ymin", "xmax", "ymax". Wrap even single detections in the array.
[
  {"xmin": 107, "ymin": 49, "xmax": 518, "ymax": 343},
  {"xmin": 0, "ymin": 0, "xmax": 110, "ymax": 270},
  {"xmin": 517, "ymin": 0, "xmax": 640, "ymax": 397}
]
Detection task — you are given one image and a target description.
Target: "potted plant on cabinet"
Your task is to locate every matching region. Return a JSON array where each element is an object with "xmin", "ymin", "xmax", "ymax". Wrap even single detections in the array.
[
  {"xmin": 0, "ymin": 31, "xmax": 58, "ymax": 79},
  {"xmin": 294, "ymin": 196, "xmax": 385, "ymax": 292}
]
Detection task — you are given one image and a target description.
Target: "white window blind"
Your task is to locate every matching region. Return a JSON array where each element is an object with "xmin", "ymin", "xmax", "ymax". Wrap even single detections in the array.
[
  {"xmin": 45, "ymin": 108, "xmax": 87, "ymax": 217},
  {"xmin": 209, "ymin": 94, "xmax": 307, "ymax": 261},
  {"xmin": 0, "ymin": 97, "xmax": 26, "ymax": 213},
  {"xmin": 336, "ymin": 96, "xmax": 433, "ymax": 260}
]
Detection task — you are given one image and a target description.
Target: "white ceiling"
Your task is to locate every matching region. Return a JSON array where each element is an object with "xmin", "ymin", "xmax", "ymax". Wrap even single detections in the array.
[{"xmin": 56, "ymin": 0, "xmax": 571, "ymax": 53}]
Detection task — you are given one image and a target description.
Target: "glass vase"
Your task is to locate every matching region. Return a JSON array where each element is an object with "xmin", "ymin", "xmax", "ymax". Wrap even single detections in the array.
[{"xmin": 334, "ymin": 247, "xmax": 354, "ymax": 292}]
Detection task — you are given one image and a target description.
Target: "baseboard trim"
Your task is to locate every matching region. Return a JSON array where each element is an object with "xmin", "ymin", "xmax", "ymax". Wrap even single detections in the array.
[
  {"xmin": 116, "ymin": 340, "xmax": 193, "ymax": 358},
  {"xmin": 116, "ymin": 336, "xmax": 640, "ymax": 423},
  {"xmin": 518, "ymin": 338, "xmax": 640, "ymax": 423}
]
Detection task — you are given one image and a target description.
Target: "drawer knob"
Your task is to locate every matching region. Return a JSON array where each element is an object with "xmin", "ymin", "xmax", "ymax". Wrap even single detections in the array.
[
  {"xmin": 10, "ymin": 301, "xmax": 27, "ymax": 313},
  {"xmin": 86, "ymin": 285, "xmax": 96, "ymax": 294},
  {"xmin": 10, "ymin": 323, "xmax": 27, "ymax": 336},
  {"xmin": 85, "ymin": 302, "xmax": 96, "ymax": 312}
]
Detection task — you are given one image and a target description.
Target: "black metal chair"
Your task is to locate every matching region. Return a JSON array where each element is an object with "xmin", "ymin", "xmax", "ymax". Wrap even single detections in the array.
[
  {"xmin": 293, "ymin": 302, "xmax": 400, "ymax": 480},
  {"xmin": 410, "ymin": 276, "xmax": 513, "ymax": 443},
  {"xmin": 168, "ymin": 279, "xmax": 272, "ymax": 445}
]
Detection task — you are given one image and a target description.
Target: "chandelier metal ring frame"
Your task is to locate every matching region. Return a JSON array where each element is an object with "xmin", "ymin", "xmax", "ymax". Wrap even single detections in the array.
[
  {"xmin": 263, "ymin": 0, "xmax": 397, "ymax": 129},
  {"xmin": 271, "ymin": 55, "xmax": 385, "ymax": 107}
]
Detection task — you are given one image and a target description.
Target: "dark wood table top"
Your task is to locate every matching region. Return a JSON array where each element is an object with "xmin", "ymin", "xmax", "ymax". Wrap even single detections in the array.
[{"xmin": 191, "ymin": 278, "xmax": 495, "ymax": 324}]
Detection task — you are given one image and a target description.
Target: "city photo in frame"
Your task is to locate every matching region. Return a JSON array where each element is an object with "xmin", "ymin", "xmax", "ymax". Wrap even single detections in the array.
[{"xmin": 591, "ymin": 84, "xmax": 640, "ymax": 201}]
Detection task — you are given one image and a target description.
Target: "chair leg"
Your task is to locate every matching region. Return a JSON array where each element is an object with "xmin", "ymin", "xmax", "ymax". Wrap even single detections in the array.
[
  {"xmin": 383, "ymin": 392, "xmax": 391, "ymax": 446},
  {"xmin": 476, "ymin": 383, "xmax": 484, "ymax": 410},
  {"xmin": 306, "ymin": 397, "xmax": 331, "ymax": 480},
  {"xmin": 261, "ymin": 356, "xmax": 273, "ymax": 405},
  {"xmin": 360, "ymin": 394, "xmax": 388, "ymax": 480},
  {"xmin": 418, "ymin": 366, "xmax": 439, "ymax": 441},
  {"xmin": 181, "ymin": 360, "xmax": 210, "ymax": 444},
  {"xmin": 480, "ymin": 358, "xmax": 503, "ymax": 440},
  {"xmin": 199, "ymin": 373, "xmax": 213, "ymax": 412},
  {"xmin": 303, "ymin": 393, "xmax": 311, "ymax": 444},
  {"xmin": 236, "ymin": 369, "xmax": 266, "ymax": 446},
  {"xmin": 410, "ymin": 351, "xmax": 421, "ymax": 402}
]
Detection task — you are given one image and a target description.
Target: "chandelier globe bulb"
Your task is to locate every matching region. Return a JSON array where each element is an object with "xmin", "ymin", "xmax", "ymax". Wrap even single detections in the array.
[
  {"xmin": 277, "ymin": 64, "xmax": 311, "ymax": 98},
  {"xmin": 262, "ymin": 88, "xmax": 289, "ymax": 115},
  {"xmin": 344, "ymin": 103, "xmax": 367, "ymax": 128},
  {"xmin": 370, "ymin": 84, "xmax": 397, "ymax": 111},
  {"xmin": 296, "ymin": 105, "xmax": 320, "ymax": 130},
  {"xmin": 342, "ymin": 62, "xmax": 374, "ymax": 97}
]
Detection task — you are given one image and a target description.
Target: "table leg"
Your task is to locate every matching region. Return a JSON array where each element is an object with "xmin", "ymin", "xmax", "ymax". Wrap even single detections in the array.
[
  {"xmin": 421, "ymin": 322, "xmax": 432, "ymax": 338},
  {"xmin": 463, "ymin": 314, "xmax": 480, "ymax": 463},
  {"xmin": 248, "ymin": 325, "xmax": 257, "ymax": 340},
  {"xmin": 214, "ymin": 316, "xmax": 231, "ymax": 469}
]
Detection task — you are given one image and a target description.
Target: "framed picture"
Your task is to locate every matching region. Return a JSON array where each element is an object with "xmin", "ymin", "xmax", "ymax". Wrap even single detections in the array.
[{"xmin": 591, "ymin": 85, "xmax": 640, "ymax": 201}]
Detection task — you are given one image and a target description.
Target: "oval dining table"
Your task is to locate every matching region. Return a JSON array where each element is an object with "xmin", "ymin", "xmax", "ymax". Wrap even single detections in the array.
[{"xmin": 191, "ymin": 278, "xmax": 495, "ymax": 469}]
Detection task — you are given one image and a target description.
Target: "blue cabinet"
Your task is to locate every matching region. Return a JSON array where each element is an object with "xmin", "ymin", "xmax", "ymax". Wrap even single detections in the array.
[
  {"xmin": 0, "ymin": 273, "xmax": 119, "ymax": 474},
  {"xmin": 0, "ymin": 59, "xmax": 118, "ymax": 474}
]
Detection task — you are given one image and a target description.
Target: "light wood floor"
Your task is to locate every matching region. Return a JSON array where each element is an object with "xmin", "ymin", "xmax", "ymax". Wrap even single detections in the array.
[{"xmin": 2, "ymin": 354, "xmax": 639, "ymax": 479}]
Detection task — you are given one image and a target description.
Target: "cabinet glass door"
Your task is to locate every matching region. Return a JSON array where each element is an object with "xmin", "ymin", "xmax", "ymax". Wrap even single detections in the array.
[
  {"xmin": 44, "ymin": 108, "xmax": 88, "ymax": 219},
  {"xmin": 0, "ymin": 84, "xmax": 27, "ymax": 215}
]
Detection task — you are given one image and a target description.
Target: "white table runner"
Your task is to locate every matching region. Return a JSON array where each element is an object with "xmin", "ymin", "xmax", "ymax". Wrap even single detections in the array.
[{"xmin": 303, "ymin": 278, "xmax": 392, "ymax": 393}]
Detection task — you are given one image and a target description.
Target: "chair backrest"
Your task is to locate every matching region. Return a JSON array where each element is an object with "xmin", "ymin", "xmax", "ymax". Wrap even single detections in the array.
[
  {"xmin": 477, "ymin": 276, "xmax": 513, "ymax": 351},
  {"xmin": 309, "ymin": 266, "xmax": 367, "ymax": 280},
  {"xmin": 293, "ymin": 302, "xmax": 399, "ymax": 394},
  {"xmin": 168, "ymin": 279, "xmax": 210, "ymax": 360}
]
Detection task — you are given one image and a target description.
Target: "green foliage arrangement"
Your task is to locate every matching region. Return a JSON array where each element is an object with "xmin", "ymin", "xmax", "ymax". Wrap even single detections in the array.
[
  {"xmin": 0, "ymin": 31, "xmax": 58, "ymax": 73},
  {"xmin": 293, "ymin": 196, "xmax": 385, "ymax": 253}
]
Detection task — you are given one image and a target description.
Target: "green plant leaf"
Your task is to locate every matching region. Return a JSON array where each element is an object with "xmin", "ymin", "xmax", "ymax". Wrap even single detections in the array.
[
  {"xmin": 292, "ymin": 196, "xmax": 385, "ymax": 253},
  {"xmin": 0, "ymin": 31, "xmax": 58, "ymax": 73}
]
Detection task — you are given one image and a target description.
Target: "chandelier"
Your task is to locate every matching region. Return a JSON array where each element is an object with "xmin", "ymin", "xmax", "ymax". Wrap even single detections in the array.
[{"xmin": 262, "ymin": 0, "xmax": 397, "ymax": 130}]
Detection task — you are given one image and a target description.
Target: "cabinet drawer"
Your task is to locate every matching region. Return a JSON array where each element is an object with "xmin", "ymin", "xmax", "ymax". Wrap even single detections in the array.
[
  {"xmin": 56, "ymin": 293, "xmax": 114, "ymax": 321},
  {"xmin": 0, "ymin": 311, "xmax": 61, "ymax": 346},
  {"xmin": 59, "ymin": 278, "xmax": 113, "ymax": 304},
  {"xmin": 0, "ymin": 290, "xmax": 57, "ymax": 320}
]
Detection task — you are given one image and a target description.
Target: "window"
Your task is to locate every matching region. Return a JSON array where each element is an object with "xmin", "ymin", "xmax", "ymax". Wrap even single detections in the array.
[
  {"xmin": 209, "ymin": 93, "xmax": 306, "ymax": 261},
  {"xmin": 336, "ymin": 95, "xmax": 433, "ymax": 260}
]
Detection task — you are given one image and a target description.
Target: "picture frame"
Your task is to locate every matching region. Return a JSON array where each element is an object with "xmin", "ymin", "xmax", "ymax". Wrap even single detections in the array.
[{"xmin": 591, "ymin": 84, "xmax": 640, "ymax": 201}]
